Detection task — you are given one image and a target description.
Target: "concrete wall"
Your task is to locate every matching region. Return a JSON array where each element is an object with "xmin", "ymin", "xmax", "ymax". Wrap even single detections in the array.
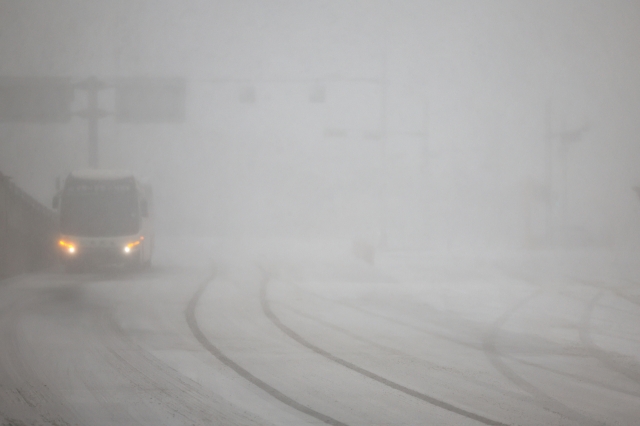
[{"xmin": 0, "ymin": 171, "xmax": 56, "ymax": 279}]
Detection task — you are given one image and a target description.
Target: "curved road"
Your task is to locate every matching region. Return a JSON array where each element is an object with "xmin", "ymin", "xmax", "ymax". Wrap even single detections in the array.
[{"xmin": 1, "ymin": 243, "xmax": 639, "ymax": 425}]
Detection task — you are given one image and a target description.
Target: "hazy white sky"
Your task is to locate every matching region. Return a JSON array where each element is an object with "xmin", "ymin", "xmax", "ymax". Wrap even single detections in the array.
[{"xmin": 1, "ymin": 1, "xmax": 640, "ymax": 249}]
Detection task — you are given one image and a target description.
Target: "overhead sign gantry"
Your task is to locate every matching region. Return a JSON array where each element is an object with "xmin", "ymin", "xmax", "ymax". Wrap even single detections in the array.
[{"xmin": 0, "ymin": 75, "xmax": 186, "ymax": 168}]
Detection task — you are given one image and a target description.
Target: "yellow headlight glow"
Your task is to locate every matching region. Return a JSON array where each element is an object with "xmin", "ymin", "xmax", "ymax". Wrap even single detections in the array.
[
  {"xmin": 58, "ymin": 239, "xmax": 77, "ymax": 255},
  {"xmin": 123, "ymin": 237, "xmax": 143, "ymax": 254}
]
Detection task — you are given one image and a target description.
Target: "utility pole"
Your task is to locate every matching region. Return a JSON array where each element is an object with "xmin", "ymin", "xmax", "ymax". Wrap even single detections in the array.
[{"xmin": 76, "ymin": 77, "xmax": 109, "ymax": 169}]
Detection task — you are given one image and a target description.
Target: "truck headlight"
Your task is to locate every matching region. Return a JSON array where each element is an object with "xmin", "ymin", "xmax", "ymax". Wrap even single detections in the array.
[
  {"xmin": 58, "ymin": 239, "xmax": 77, "ymax": 255},
  {"xmin": 123, "ymin": 237, "xmax": 143, "ymax": 254}
]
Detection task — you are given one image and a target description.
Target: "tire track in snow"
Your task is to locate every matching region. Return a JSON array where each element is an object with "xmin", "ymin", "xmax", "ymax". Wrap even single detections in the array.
[
  {"xmin": 482, "ymin": 289, "xmax": 605, "ymax": 426},
  {"xmin": 185, "ymin": 270, "xmax": 350, "ymax": 426},
  {"xmin": 568, "ymin": 278, "xmax": 640, "ymax": 385},
  {"xmin": 260, "ymin": 271, "xmax": 509, "ymax": 426},
  {"xmin": 0, "ymin": 275, "xmax": 86, "ymax": 426},
  {"xmin": 286, "ymin": 277, "xmax": 483, "ymax": 352},
  {"xmin": 272, "ymin": 285, "xmax": 640, "ymax": 401},
  {"xmin": 579, "ymin": 290, "xmax": 640, "ymax": 385},
  {"xmin": 101, "ymin": 303, "xmax": 265, "ymax": 425}
]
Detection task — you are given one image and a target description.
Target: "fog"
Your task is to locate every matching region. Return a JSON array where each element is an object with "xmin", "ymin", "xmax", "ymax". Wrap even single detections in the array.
[
  {"xmin": 2, "ymin": 0, "xmax": 640, "ymax": 251},
  {"xmin": 4, "ymin": 4, "xmax": 640, "ymax": 425}
]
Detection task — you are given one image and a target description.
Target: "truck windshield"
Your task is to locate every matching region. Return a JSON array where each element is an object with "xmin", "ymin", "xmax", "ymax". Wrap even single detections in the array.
[{"xmin": 60, "ymin": 181, "xmax": 140, "ymax": 237}]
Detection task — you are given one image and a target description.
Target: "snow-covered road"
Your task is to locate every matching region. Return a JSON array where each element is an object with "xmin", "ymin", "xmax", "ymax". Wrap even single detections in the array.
[{"xmin": 1, "ymin": 240, "xmax": 639, "ymax": 425}]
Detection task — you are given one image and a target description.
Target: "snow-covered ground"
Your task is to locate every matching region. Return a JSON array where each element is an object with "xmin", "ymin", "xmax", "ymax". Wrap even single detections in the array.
[{"xmin": 0, "ymin": 238, "xmax": 638, "ymax": 425}]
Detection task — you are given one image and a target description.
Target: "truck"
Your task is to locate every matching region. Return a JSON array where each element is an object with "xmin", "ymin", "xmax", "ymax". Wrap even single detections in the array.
[{"xmin": 53, "ymin": 170, "xmax": 154, "ymax": 271}]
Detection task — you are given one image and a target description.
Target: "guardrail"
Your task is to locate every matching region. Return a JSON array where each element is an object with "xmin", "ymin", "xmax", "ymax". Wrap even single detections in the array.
[{"xmin": 0, "ymin": 171, "xmax": 57, "ymax": 279}]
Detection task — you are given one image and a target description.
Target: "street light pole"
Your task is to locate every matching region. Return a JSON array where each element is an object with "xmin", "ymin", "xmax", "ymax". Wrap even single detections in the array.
[
  {"xmin": 379, "ymin": 54, "xmax": 388, "ymax": 249},
  {"xmin": 545, "ymin": 99, "xmax": 588, "ymax": 247},
  {"xmin": 544, "ymin": 101, "xmax": 554, "ymax": 245},
  {"xmin": 558, "ymin": 123, "xmax": 587, "ymax": 246}
]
